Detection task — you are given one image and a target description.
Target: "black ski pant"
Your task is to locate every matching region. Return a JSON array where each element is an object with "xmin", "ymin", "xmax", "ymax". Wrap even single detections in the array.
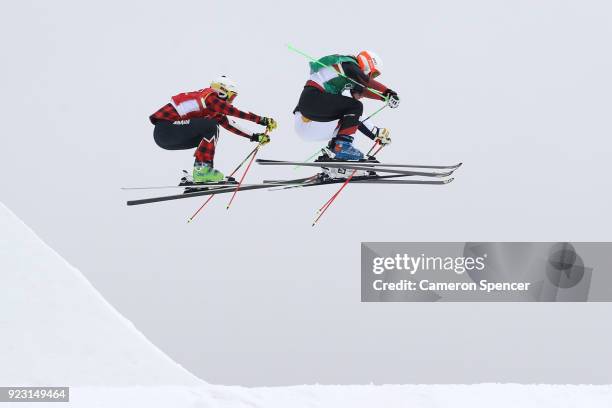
[
  {"xmin": 153, "ymin": 118, "xmax": 219, "ymax": 164},
  {"xmin": 295, "ymin": 86, "xmax": 363, "ymax": 140}
]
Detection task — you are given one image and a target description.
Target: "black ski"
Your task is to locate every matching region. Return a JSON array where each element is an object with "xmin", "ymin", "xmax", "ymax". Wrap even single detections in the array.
[
  {"xmin": 257, "ymin": 159, "xmax": 463, "ymax": 170},
  {"xmin": 352, "ymin": 178, "xmax": 453, "ymax": 185},
  {"xmin": 127, "ymin": 184, "xmax": 275, "ymax": 206},
  {"xmin": 120, "ymin": 182, "xmax": 269, "ymax": 191},
  {"xmin": 273, "ymin": 174, "xmax": 453, "ymax": 190},
  {"xmin": 264, "ymin": 174, "xmax": 412, "ymax": 190},
  {"xmin": 256, "ymin": 160, "xmax": 456, "ymax": 177},
  {"xmin": 126, "ymin": 174, "xmax": 453, "ymax": 206}
]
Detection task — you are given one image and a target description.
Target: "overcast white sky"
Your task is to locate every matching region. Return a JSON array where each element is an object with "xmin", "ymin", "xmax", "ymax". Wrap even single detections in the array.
[{"xmin": 1, "ymin": 0, "xmax": 612, "ymax": 386}]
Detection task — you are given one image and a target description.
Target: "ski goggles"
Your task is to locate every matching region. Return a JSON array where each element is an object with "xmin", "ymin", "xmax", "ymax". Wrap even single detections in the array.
[
  {"xmin": 227, "ymin": 91, "xmax": 237, "ymax": 103},
  {"xmin": 216, "ymin": 86, "xmax": 237, "ymax": 102}
]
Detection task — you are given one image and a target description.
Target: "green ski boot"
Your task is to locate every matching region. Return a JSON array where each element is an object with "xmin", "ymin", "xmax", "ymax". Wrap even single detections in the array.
[{"xmin": 193, "ymin": 162, "xmax": 224, "ymax": 183}]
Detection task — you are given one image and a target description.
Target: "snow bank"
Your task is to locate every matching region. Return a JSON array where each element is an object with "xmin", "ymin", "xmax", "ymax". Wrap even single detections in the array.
[
  {"xmin": 2, "ymin": 200, "xmax": 611, "ymax": 407},
  {"xmin": 0, "ymin": 202, "xmax": 202, "ymax": 386},
  {"xmin": 222, "ymin": 384, "xmax": 612, "ymax": 408},
  {"xmin": 30, "ymin": 384, "xmax": 612, "ymax": 408}
]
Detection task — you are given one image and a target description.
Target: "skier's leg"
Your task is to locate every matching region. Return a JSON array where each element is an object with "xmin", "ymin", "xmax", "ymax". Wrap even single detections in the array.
[
  {"xmin": 153, "ymin": 121, "xmax": 202, "ymax": 150},
  {"xmin": 190, "ymin": 119, "xmax": 224, "ymax": 183},
  {"xmin": 153, "ymin": 119, "xmax": 224, "ymax": 182},
  {"xmin": 296, "ymin": 87, "xmax": 364, "ymax": 160},
  {"xmin": 297, "ymin": 87, "xmax": 363, "ymax": 126},
  {"xmin": 189, "ymin": 119, "xmax": 218, "ymax": 165},
  {"xmin": 293, "ymin": 112, "xmax": 338, "ymax": 142}
]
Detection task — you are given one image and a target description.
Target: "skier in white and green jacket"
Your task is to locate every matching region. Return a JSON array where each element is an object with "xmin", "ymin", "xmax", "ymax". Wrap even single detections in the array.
[{"xmin": 293, "ymin": 51, "xmax": 400, "ymax": 160}]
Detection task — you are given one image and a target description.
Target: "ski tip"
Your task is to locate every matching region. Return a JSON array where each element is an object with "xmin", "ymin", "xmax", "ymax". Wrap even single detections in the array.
[
  {"xmin": 457, "ymin": 162, "xmax": 463, "ymax": 168},
  {"xmin": 445, "ymin": 177, "xmax": 455, "ymax": 184}
]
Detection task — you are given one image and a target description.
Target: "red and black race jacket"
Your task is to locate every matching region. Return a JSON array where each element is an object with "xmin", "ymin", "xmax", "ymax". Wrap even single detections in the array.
[{"xmin": 149, "ymin": 88, "xmax": 264, "ymax": 138}]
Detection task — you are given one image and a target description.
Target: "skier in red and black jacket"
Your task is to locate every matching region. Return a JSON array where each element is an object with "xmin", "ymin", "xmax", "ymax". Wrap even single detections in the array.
[{"xmin": 150, "ymin": 75, "xmax": 277, "ymax": 183}]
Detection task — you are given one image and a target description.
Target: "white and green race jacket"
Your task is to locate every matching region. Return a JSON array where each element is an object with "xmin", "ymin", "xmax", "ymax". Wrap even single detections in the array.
[{"xmin": 308, "ymin": 54, "xmax": 360, "ymax": 95}]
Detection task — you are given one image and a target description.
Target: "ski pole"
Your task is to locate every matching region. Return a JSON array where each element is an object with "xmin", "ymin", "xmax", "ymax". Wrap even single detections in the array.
[
  {"xmin": 312, "ymin": 142, "xmax": 383, "ymax": 227},
  {"xmin": 294, "ymin": 147, "xmax": 324, "ymax": 170},
  {"xmin": 317, "ymin": 142, "xmax": 382, "ymax": 214},
  {"xmin": 370, "ymin": 142, "xmax": 385, "ymax": 157},
  {"xmin": 187, "ymin": 195, "xmax": 216, "ymax": 223},
  {"xmin": 228, "ymin": 145, "xmax": 261, "ymax": 176},
  {"xmin": 362, "ymin": 103, "xmax": 388, "ymax": 123},
  {"xmin": 287, "ymin": 44, "xmax": 388, "ymax": 100},
  {"xmin": 226, "ymin": 141, "xmax": 265, "ymax": 210},
  {"xmin": 315, "ymin": 141, "xmax": 381, "ymax": 214},
  {"xmin": 187, "ymin": 145, "xmax": 260, "ymax": 223}
]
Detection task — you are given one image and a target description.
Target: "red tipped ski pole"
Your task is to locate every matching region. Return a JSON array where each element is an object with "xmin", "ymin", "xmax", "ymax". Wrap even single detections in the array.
[
  {"xmin": 226, "ymin": 143, "xmax": 263, "ymax": 210},
  {"xmin": 312, "ymin": 142, "xmax": 383, "ymax": 227},
  {"xmin": 187, "ymin": 145, "xmax": 260, "ymax": 223},
  {"xmin": 187, "ymin": 194, "xmax": 216, "ymax": 223},
  {"xmin": 315, "ymin": 142, "xmax": 381, "ymax": 213},
  {"xmin": 312, "ymin": 170, "xmax": 357, "ymax": 226}
]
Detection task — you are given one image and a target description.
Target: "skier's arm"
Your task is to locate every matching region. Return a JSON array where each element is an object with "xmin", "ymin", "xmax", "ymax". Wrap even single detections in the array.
[
  {"xmin": 363, "ymin": 78, "xmax": 400, "ymax": 108},
  {"xmin": 341, "ymin": 62, "xmax": 388, "ymax": 100},
  {"xmin": 205, "ymin": 94, "xmax": 265, "ymax": 125},
  {"xmin": 218, "ymin": 116, "xmax": 252, "ymax": 139},
  {"xmin": 341, "ymin": 62, "xmax": 397, "ymax": 103},
  {"xmin": 359, "ymin": 78, "xmax": 389, "ymax": 101},
  {"xmin": 359, "ymin": 121, "xmax": 392, "ymax": 145},
  {"xmin": 341, "ymin": 62, "xmax": 370, "ymax": 94},
  {"xmin": 358, "ymin": 122, "xmax": 377, "ymax": 140}
]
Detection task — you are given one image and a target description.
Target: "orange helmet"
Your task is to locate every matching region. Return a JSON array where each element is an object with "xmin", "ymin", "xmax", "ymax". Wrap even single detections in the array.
[{"xmin": 357, "ymin": 50, "xmax": 383, "ymax": 78}]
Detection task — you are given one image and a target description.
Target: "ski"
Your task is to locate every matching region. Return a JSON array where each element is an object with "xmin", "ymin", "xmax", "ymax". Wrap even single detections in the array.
[
  {"xmin": 120, "ymin": 183, "xmax": 271, "ymax": 191},
  {"xmin": 262, "ymin": 175, "xmax": 322, "ymax": 184},
  {"xmin": 126, "ymin": 174, "xmax": 453, "ymax": 206},
  {"xmin": 257, "ymin": 159, "xmax": 454, "ymax": 177},
  {"xmin": 264, "ymin": 173, "xmax": 411, "ymax": 190},
  {"xmin": 257, "ymin": 158, "xmax": 462, "ymax": 170},
  {"xmin": 121, "ymin": 176, "xmax": 243, "ymax": 190},
  {"xmin": 127, "ymin": 185, "xmax": 269, "ymax": 206},
  {"xmin": 352, "ymin": 178, "xmax": 453, "ymax": 185},
  {"xmin": 126, "ymin": 181, "xmax": 299, "ymax": 206},
  {"xmin": 292, "ymin": 174, "xmax": 453, "ymax": 188}
]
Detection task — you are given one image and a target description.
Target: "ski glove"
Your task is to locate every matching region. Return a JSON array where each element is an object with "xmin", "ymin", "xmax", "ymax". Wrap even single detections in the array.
[
  {"xmin": 374, "ymin": 127, "xmax": 392, "ymax": 145},
  {"xmin": 251, "ymin": 133, "xmax": 271, "ymax": 145},
  {"xmin": 384, "ymin": 89, "xmax": 400, "ymax": 109},
  {"xmin": 260, "ymin": 117, "xmax": 278, "ymax": 131}
]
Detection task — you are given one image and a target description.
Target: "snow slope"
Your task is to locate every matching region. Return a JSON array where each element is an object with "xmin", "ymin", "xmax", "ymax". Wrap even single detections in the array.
[
  {"xmin": 0, "ymin": 201, "xmax": 202, "ymax": 386},
  {"xmin": 23, "ymin": 384, "xmax": 612, "ymax": 408},
  {"xmin": 3, "ymin": 200, "xmax": 612, "ymax": 407}
]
